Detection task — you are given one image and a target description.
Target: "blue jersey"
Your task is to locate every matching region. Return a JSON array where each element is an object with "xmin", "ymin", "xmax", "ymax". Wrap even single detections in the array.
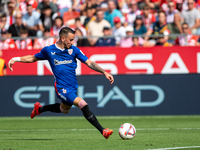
[{"xmin": 35, "ymin": 44, "xmax": 88, "ymax": 90}]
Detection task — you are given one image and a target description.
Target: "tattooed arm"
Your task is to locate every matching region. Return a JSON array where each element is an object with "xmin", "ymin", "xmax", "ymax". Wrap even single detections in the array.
[
  {"xmin": 86, "ymin": 60, "xmax": 105, "ymax": 74},
  {"xmin": 85, "ymin": 59, "xmax": 114, "ymax": 84}
]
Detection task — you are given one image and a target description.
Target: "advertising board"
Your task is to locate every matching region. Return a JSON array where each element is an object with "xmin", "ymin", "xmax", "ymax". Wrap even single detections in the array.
[{"xmin": 0, "ymin": 74, "xmax": 199, "ymax": 116}]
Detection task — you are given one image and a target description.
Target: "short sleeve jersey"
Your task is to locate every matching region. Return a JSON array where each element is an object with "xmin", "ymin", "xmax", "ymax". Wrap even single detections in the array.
[{"xmin": 35, "ymin": 44, "xmax": 88, "ymax": 90}]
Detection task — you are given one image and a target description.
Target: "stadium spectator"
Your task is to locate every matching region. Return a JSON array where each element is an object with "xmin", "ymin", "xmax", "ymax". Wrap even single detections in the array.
[
  {"xmin": 118, "ymin": 0, "xmax": 129, "ymax": 11},
  {"xmin": 40, "ymin": 5, "xmax": 58, "ymax": 30},
  {"xmin": 121, "ymin": 9, "xmax": 130, "ymax": 27},
  {"xmin": 174, "ymin": 22, "xmax": 197, "ymax": 46},
  {"xmin": 15, "ymin": 28, "xmax": 33, "ymax": 49},
  {"xmin": 50, "ymin": 16, "xmax": 63, "ymax": 37},
  {"xmin": 182, "ymin": 0, "xmax": 189, "ymax": 11},
  {"xmin": 5, "ymin": 2, "xmax": 16, "ymax": 30},
  {"xmin": 87, "ymin": 10, "xmax": 111, "ymax": 45},
  {"xmin": 83, "ymin": 7, "xmax": 96, "ymax": 28},
  {"xmin": 19, "ymin": 0, "xmax": 38, "ymax": 15},
  {"xmin": 83, "ymin": 0, "xmax": 98, "ymax": 15},
  {"xmin": 25, "ymin": 0, "xmax": 38, "ymax": 9},
  {"xmin": 8, "ymin": 12, "xmax": 27, "ymax": 37},
  {"xmin": 120, "ymin": 25, "xmax": 134, "ymax": 47},
  {"xmin": 141, "ymin": 4, "xmax": 156, "ymax": 30},
  {"xmin": 104, "ymin": 0, "xmax": 123, "ymax": 27},
  {"xmin": 126, "ymin": 0, "xmax": 141, "ymax": 26},
  {"xmin": 145, "ymin": 0, "xmax": 161, "ymax": 9},
  {"xmin": 73, "ymin": 0, "xmax": 87, "ymax": 12},
  {"xmin": 181, "ymin": 0, "xmax": 200, "ymax": 34},
  {"xmin": 160, "ymin": 0, "xmax": 170, "ymax": 12},
  {"xmin": 0, "ymin": 29, "xmax": 16, "ymax": 49},
  {"xmin": 176, "ymin": 1, "xmax": 184, "ymax": 12},
  {"xmin": 99, "ymin": 2, "xmax": 109, "ymax": 12},
  {"xmin": 133, "ymin": 15, "xmax": 152, "ymax": 46},
  {"xmin": 22, "ymin": 4, "xmax": 44, "ymax": 36},
  {"xmin": 2, "ymin": 0, "xmax": 19, "ymax": 13},
  {"xmin": 166, "ymin": 1, "xmax": 179, "ymax": 23},
  {"xmin": 34, "ymin": 28, "xmax": 57, "ymax": 49},
  {"xmin": 75, "ymin": 28, "xmax": 90, "ymax": 46},
  {"xmin": 36, "ymin": 0, "xmax": 57, "ymax": 14},
  {"xmin": 95, "ymin": 26, "xmax": 115, "ymax": 46},
  {"xmin": 0, "ymin": 50, "xmax": 7, "ymax": 76},
  {"xmin": 0, "ymin": 13, "xmax": 8, "ymax": 35},
  {"xmin": 167, "ymin": 12, "xmax": 182, "ymax": 41},
  {"xmin": 175, "ymin": 0, "xmax": 190, "ymax": 12},
  {"xmin": 74, "ymin": 18, "xmax": 87, "ymax": 36},
  {"xmin": 132, "ymin": 37, "xmax": 140, "ymax": 47},
  {"xmin": 55, "ymin": 0, "xmax": 77, "ymax": 17},
  {"xmin": 112, "ymin": 16, "xmax": 126, "ymax": 46},
  {"xmin": 197, "ymin": 37, "xmax": 200, "ymax": 46},
  {"xmin": 134, "ymin": 15, "xmax": 147, "ymax": 35},
  {"xmin": 146, "ymin": 11, "xmax": 169, "ymax": 45}
]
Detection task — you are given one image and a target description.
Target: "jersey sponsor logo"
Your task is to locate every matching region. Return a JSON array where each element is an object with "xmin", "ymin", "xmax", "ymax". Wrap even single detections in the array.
[
  {"xmin": 54, "ymin": 59, "xmax": 72, "ymax": 65},
  {"xmin": 68, "ymin": 49, "xmax": 73, "ymax": 55},
  {"xmin": 51, "ymin": 52, "xmax": 56, "ymax": 55}
]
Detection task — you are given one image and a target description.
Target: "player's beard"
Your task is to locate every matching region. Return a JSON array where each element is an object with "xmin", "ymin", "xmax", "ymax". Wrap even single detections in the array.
[
  {"xmin": 64, "ymin": 43, "xmax": 68, "ymax": 49},
  {"xmin": 64, "ymin": 43, "xmax": 71, "ymax": 49}
]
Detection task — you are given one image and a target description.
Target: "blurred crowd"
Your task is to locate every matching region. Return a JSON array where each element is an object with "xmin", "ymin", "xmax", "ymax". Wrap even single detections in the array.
[{"xmin": 0, "ymin": 0, "xmax": 200, "ymax": 49}]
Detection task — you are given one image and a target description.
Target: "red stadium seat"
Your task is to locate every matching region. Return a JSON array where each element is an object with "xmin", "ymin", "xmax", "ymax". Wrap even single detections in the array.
[{"xmin": 63, "ymin": 11, "xmax": 80, "ymax": 24}]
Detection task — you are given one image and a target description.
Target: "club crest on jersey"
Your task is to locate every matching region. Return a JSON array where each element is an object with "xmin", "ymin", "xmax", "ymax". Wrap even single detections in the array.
[
  {"xmin": 62, "ymin": 88, "xmax": 67, "ymax": 94},
  {"xmin": 68, "ymin": 49, "xmax": 73, "ymax": 55}
]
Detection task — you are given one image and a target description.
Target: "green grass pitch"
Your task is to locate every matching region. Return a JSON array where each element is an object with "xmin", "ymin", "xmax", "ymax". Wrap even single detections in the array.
[{"xmin": 0, "ymin": 115, "xmax": 200, "ymax": 150}]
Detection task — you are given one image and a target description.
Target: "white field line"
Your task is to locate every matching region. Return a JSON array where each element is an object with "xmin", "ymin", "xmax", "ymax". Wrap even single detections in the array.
[
  {"xmin": 0, "ymin": 115, "xmax": 200, "ymax": 120},
  {"xmin": 146, "ymin": 146, "xmax": 200, "ymax": 150},
  {"xmin": 0, "ymin": 128, "xmax": 200, "ymax": 132}
]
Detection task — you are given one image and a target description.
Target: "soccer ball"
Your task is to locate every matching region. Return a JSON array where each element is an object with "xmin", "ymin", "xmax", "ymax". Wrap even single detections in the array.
[{"xmin": 119, "ymin": 123, "xmax": 136, "ymax": 140}]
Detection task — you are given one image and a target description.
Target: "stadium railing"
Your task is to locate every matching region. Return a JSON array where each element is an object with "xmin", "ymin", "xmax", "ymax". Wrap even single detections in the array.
[{"xmin": 0, "ymin": 33, "xmax": 199, "ymax": 48}]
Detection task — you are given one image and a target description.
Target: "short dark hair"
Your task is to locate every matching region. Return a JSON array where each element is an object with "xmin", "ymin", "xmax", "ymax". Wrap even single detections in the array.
[
  {"xmin": 182, "ymin": 22, "xmax": 188, "ymax": 27},
  {"xmin": 75, "ymin": 17, "xmax": 81, "ymax": 22},
  {"xmin": 42, "ymin": 5, "xmax": 51, "ymax": 11},
  {"xmin": 27, "ymin": 4, "xmax": 32, "ymax": 7},
  {"xmin": 96, "ymin": 10, "xmax": 103, "ymax": 14},
  {"xmin": 7, "ymin": 2, "xmax": 14, "ymax": 6},
  {"xmin": 59, "ymin": 27, "xmax": 75, "ymax": 38},
  {"xmin": 143, "ymin": 4, "xmax": 150, "ymax": 9},
  {"xmin": 158, "ymin": 11, "xmax": 166, "ymax": 17},
  {"xmin": 20, "ymin": 28, "xmax": 28, "ymax": 34},
  {"xmin": 85, "ymin": 7, "xmax": 93, "ymax": 12},
  {"xmin": 75, "ymin": 28, "xmax": 83, "ymax": 36},
  {"xmin": 54, "ymin": 16, "xmax": 63, "ymax": 26},
  {"xmin": 44, "ymin": 27, "xmax": 50, "ymax": 32},
  {"xmin": 1, "ymin": 13, "xmax": 6, "ymax": 19}
]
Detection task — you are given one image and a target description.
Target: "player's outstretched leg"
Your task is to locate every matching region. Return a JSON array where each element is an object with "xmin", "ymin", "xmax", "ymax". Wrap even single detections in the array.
[
  {"xmin": 75, "ymin": 98, "xmax": 113, "ymax": 139},
  {"xmin": 30, "ymin": 102, "xmax": 61, "ymax": 119}
]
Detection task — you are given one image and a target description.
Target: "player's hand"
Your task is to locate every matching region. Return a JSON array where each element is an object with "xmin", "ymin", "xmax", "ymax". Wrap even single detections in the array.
[
  {"xmin": 104, "ymin": 72, "xmax": 114, "ymax": 84},
  {"xmin": 8, "ymin": 59, "xmax": 15, "ymax": 72}
]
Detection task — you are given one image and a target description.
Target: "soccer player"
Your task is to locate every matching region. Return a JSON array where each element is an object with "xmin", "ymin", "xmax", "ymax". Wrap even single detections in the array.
[{"xmin": 8, "ymin": 27, "xmax": 114, "ymax": 139}]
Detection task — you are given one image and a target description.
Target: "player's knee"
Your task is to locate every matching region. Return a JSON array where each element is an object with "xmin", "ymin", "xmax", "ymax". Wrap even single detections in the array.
[
  {"xmin": 78, "ymin": 99, "xmax": 88, "ymax": 110},
  {"xmin": 60, "ymin": 105, "xmax": 70, "ymax": 114},
  {"xmin": 61, "ymin": 109, "xmax": 69, "ymax": 114}
]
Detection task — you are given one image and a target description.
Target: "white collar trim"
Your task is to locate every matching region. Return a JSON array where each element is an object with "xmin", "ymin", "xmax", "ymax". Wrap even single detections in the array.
[{"xmin": 55, "ymin": 43, "xmax": 65, "ymax": 51}]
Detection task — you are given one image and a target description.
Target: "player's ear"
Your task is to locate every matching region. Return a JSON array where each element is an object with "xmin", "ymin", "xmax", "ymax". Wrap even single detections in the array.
[{"xmin": 61, "ymin": 36, "xmax": 65, "ymax": 42}]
